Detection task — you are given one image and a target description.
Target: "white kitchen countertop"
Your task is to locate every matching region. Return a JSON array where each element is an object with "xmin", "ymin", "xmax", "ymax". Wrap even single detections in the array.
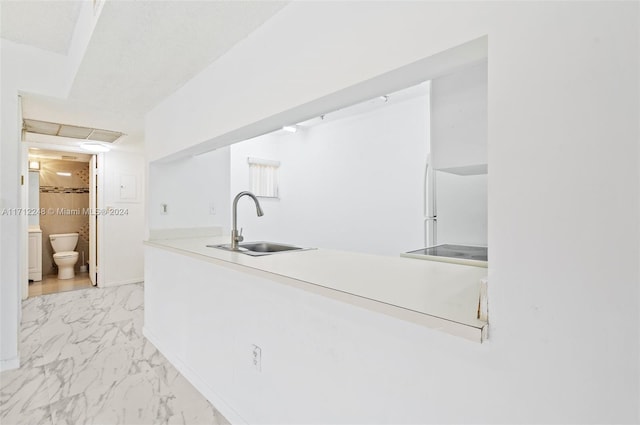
[{"xmin": 145, "ymin": 233, "xmax": 489, "ymax": 342}]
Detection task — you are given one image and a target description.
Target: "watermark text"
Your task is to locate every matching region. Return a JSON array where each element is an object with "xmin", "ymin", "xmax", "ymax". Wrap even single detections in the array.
[{"xmin": 1, "ymin": 208, "xmax": 129, "ymax": 216}]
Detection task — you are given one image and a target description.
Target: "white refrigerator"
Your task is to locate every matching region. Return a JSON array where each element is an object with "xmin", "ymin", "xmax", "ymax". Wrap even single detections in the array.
[{"xmin": 410, "ymin": 156, "xmax": 488, "ymax": 265}]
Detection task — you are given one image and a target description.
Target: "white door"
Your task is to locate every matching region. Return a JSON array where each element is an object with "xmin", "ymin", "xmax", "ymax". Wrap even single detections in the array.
[{"xmin": 89, "ymin": 155, "xmax": 97, "ymax": 286}]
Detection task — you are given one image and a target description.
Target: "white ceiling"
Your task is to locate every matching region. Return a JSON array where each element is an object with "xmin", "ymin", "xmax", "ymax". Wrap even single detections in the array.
[
  {"xmin": 21, "ymin": 93, "xmax": 144, "ymax": 145},
  {"xmin": 10, "ymin": 1, "xmax": 287, "ymax": 146},
  {"xmin": 1, "ymin": 1, "xmax": 82, "ymax": 55},
  {"xmin": 68, "ymin": 1, "xmax": 287, "ymax": 120}
]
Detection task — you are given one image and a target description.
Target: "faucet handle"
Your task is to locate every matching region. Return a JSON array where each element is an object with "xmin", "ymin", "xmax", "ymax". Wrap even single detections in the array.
[{"xmin": 237, "ymin": 228, "xmax": 244, "ymax": 243}]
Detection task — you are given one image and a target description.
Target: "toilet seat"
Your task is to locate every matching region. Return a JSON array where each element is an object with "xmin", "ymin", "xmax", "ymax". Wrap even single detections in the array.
[{"xmin": 53, "ymin": 251, "xmax": 79, "ymax": 260}]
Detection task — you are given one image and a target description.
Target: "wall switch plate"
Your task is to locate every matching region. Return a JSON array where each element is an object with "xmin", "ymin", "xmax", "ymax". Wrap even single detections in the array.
[
  {"xmin": 160, "ymin": 204, "xmax": 168, "ymax": 215},
  {"xmin": 252, "ymin": 344, "xmax": 262, "ymax": 372},
  {"xmin": 209, "ymin": 202, "xmax": 216, "ymax": 215}
]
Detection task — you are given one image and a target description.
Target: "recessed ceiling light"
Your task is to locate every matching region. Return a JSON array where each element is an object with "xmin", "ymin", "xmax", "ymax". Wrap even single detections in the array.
[
  {"xmin": 81, "ymin": 142, "xmax": 110, "ymax": 153},
  {"xmin": 56, "ymin": 172, "xmax": 72, "ymax": 177},
  {"xmin": 282, "ymin": 125, "xmax": 297, "ymax": 133}
]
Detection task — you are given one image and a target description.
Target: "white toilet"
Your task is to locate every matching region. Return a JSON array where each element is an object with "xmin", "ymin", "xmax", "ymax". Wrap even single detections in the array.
[{"xmin": 49, "ymin": 233, "xmax": 79, "ymax": 280}]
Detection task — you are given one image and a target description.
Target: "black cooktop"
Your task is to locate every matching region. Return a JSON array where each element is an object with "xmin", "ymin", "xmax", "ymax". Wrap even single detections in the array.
[{"xmin": 406, "ymin": 244, "xmax": 488, "ymax": 262}]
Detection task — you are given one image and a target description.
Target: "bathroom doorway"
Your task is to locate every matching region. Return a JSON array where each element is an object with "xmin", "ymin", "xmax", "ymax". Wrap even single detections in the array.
[{"xmin": 23, "ymin": 146, "xmax": 102, "ymax": 297}]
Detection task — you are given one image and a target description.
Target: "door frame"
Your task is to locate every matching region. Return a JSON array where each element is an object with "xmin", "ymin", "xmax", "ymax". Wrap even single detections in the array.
[
  {"xmin": 20, "ymin": 141, "xmax": 106, "ymax": 298},
  {"xmin": 89, "ymin": 154, "xmax": 97, "ymax": 286}
]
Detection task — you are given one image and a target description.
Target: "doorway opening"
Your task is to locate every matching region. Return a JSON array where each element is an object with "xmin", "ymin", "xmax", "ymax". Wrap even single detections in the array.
[{"xmin": 22, "ymin": 145, "xmax": 103, "ymax": 298}]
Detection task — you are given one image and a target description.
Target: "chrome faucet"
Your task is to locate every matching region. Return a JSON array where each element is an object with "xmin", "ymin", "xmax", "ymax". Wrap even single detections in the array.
[{"xmin": 231, "ymin": 191, "xmax": 264, "ymax": 250}]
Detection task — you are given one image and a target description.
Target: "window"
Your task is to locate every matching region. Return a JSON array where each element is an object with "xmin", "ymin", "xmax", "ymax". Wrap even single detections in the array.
[{"xmin": 248, "ymin": 157, "xmax": 280, "ymax": 198}]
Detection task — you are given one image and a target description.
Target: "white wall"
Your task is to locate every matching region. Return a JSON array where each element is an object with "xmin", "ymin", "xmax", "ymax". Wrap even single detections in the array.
[
  {"xmin": 230, "ymin": 95, "xmax": 428, "ymax": 255},
  {"xmin": 148, "ymin": 147, "xmax": 230, "ymax": 232},
  {"xmin": 0, "ymin": 0, "xmax": 103, "ymax": 368},
  {"xmin": 145, "ymin": 2, "xmax": 640, "ymax": 422},
  {"xmin": 431, "ymin": 60, "xmax": 487, "ymax": 171},
  {"xmin": 1, "ymin": 46, "xmax": 22, "ymax": 370},
  {"xmin": 1, "ymin": 2, "xmax": 134, "ymax": 367},
  {"xmin": 101, "ymin": 150, "xmax": 145, "ymax": 286},
  {"xmin": 0, "ymin": 39, "xmax": 74, "ymax": 370}
]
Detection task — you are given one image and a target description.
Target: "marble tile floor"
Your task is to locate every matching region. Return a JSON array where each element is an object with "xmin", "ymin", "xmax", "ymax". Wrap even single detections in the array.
[
  {"xmin": 0, "ymin": 283, "xmax": 229, "ymax": 425},
  {"xmin": 29, "ymin": 273, "xmax": 93, "ymax": 297}
]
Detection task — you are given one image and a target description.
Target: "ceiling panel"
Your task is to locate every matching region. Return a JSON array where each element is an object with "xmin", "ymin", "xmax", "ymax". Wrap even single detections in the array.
[
  {"xmin": 58, "ymin": 125, "xmax": 94, "ymax": 139},
  {"xmin": 0, "ymin": 1, "xmax": 82, "ymax": 54},
  {"xmin": 24, "ymin": 118, "xmax": 122, "ymax": 143},
  {"xmin": 24, "ymin": 119, "xmax": 60, "ymax": 135},
  {"xmin": 88, "ymin": 129, "xmax": 122, "ymax": 143}
]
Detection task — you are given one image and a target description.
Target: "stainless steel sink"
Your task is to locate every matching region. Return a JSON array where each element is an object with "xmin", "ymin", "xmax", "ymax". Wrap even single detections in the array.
[{"xmin": 207, "ymin": 241, "xmax": 313, "ymax": 256}]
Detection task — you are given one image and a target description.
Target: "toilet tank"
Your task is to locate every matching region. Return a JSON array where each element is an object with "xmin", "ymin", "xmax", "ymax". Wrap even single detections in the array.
[{"xmin": 49, "ymin": 233, "xmax": 79, "ymax": 253}]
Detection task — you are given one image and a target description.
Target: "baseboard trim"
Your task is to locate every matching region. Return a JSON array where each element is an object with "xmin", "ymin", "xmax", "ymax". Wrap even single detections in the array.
[
  {"xmin": 100, "ymin": 278, "xmax": 144, "ymax": 288},
  {"xmin": 0, "ymin": 355, "xmax": 20, "ymax": 372},
  {"xmin": 142, "ymin": 326, "xmax": 247, "ymax": 425}
]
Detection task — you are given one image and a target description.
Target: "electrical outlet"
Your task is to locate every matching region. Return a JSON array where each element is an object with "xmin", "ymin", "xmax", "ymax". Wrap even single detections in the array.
[
  {"xmin": 209, "ymin": 202, "xmax": 216, "ymax": 215},
  {"xmin": 252, "ymin": 344, "xmax": 262, "ymax": 372}
]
